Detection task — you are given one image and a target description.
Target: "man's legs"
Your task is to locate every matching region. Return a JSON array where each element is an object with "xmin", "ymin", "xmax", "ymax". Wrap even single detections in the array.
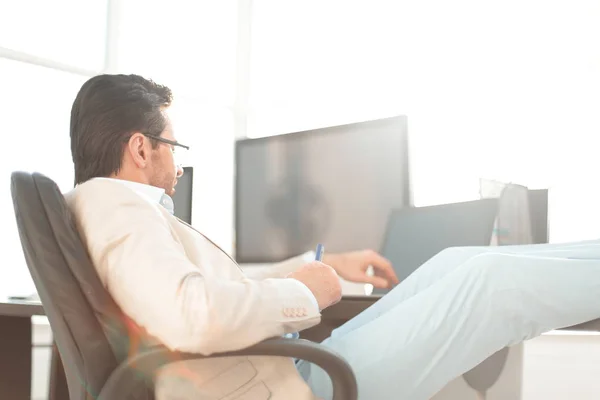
[
  {"xmin": 330, "ymin": 240, "xmax": 600, "ymax": 339},
  {"xmin": 304, "ymin": 243, "xmax": 600, "ymax": 399}
]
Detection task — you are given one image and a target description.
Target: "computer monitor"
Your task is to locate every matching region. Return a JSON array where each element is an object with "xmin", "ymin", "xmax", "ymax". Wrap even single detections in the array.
[
  {"xmin": 172, "ymin": 166, "xmax": 193, "ymax": 224},
  {"xmin": 235, "ymin": 115, "xmax": 411, "ymax": 263}
]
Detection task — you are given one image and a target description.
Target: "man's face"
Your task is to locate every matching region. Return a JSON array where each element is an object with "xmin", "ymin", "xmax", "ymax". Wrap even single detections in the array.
[{"xmin": 148, "ymin": 108, "xmax": 184, "ymax": 197}]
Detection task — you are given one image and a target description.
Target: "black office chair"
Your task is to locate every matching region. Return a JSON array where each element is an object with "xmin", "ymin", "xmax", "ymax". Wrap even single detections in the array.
[{"xmin": 10, "ymin": 171, "xmax": 358, "ymax": 400}]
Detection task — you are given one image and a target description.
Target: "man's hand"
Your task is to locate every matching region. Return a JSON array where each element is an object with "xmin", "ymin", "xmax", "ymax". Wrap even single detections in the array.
[
  {"xmin": 288, "ymin": 261, "xmax": 342, "ymax": 310},
  {"xmin": 324, "ymin": 250, "xmax": 399, "ymax": 289}
]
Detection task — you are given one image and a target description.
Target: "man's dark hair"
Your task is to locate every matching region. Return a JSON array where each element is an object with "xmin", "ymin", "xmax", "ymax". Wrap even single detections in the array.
[{"xmin": 70, "ymin": 74, "xmax": 173, "ymax": 185}]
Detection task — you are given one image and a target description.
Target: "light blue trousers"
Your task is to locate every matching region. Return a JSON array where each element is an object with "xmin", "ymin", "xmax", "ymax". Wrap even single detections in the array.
[{"xmin": 297, "ymin": 239, "xmax": 600, "ymax": 399}]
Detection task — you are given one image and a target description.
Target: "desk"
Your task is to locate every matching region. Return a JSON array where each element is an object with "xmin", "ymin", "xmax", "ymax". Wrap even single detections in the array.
[
  {"xmin": 301, "ymin": 295, "xmax": 382, "ymax": 342},
  {"xmin": 5, "ymin": 293, "xmax": 598, "ymax": 400},
  {"xmin": 0, "ymin": 299, "xmax": 67, "ymax": 400},
  {"xmin": 0, "ymin": 295, "xmax": 380, "ymax": 399}
]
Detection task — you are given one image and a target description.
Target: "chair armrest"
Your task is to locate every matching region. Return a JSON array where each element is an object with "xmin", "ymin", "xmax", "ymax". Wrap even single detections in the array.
[{"xmin": 98, "ymin": 337, "xmax": 357, "ymax": 400}]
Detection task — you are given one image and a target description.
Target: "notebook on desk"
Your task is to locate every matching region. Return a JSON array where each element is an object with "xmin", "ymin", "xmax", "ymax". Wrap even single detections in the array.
[{"xmin": 373, "ymin": 199, "xmax": 499, "ymax": 295}]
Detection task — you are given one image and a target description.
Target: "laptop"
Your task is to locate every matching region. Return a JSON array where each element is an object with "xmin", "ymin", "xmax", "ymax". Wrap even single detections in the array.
[{"xmin": 373, "ymin": 198, "xmax": 499, "ymax": 294}]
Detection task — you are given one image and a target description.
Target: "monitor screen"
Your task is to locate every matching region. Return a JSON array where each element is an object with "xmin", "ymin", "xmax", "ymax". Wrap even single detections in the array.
[
  {"xmin": 172, "ymin": 166, "xmax": 193, "ymax": 224},
  {"xmin": 235, "ymin": 115, "xmax": 411, "ymax": 263}
]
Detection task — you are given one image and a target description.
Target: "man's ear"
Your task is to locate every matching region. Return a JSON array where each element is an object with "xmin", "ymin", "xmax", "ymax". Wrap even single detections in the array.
[{"xmin": 127, "ymin": 133, "xmax": 150, "ymax": 168}]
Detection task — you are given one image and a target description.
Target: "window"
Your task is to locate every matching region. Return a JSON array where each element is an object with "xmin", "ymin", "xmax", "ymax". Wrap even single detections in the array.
[
  {"xmin": 0, "ymin": 58, "xmax": 86, "ymax": 295},
  {"xmin": 0, "ymin": 0, "xmax": 108, "ymax": 72},
  {"xmin": 0, "ymin": 0, "xmax": 243, "ymax": 296}
]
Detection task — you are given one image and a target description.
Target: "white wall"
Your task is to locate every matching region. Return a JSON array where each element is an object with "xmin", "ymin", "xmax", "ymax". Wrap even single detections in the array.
[{"xmin": 248, "ymin": 0, "xmax": 600, "ymax": 243}]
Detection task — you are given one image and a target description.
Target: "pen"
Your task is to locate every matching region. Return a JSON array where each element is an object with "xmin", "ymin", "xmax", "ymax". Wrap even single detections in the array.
[{"xmin": 315, "ymin": 243, "xmax": 324, "ymax": 262}]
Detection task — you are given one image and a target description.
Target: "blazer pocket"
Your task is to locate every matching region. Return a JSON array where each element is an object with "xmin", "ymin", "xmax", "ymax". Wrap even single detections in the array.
[
  {"xmin": 230, "ymin": 381, "xmax": 271, "ymax": 400},
  {"xmin": 198, "ymin": 360, "xmax": 258, "ymax": 399}
]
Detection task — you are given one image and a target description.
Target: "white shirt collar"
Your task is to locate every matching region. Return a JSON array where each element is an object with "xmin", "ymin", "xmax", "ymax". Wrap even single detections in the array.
[{"xmin": 93, "ymin": 177, "xmax": 175, "ymax": 214}]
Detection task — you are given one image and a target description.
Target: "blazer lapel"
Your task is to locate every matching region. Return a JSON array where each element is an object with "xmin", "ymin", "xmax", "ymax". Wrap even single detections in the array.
[{"xmin": 174, "ymin": 217, "xmax": 242, "ymax": 271}]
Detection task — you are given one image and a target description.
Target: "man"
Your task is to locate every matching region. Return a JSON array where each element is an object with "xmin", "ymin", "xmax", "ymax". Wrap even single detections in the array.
[{"xmin": 66, "ymin": 74, "xmax": 600, "ymax": 399}]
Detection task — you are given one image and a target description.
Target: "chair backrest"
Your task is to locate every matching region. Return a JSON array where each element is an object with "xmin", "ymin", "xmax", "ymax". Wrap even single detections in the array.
[{"xmin": 10, "ymin": 171, "xmax": 148, "ymax": 400}]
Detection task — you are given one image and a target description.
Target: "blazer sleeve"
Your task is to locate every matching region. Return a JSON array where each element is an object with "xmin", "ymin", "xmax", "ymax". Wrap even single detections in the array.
[
  {"xmin": 71, "ymin": 185, "xmax": 321, "ymax": 355},
  {"xmin": 241, "ymin": 251, "xmax": 316, "ymax": 280}
]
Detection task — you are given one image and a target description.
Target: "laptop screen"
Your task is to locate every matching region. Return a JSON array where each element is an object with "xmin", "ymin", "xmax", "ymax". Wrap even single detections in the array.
[{"xmin": 375, "ymin": 199, "xmax": 499, "ymax": 292}]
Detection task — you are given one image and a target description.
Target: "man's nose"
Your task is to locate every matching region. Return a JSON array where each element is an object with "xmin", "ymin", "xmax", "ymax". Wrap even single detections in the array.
[{"xmin": 176, "ymin": 164, "xmax": 184, "ymax": 178}]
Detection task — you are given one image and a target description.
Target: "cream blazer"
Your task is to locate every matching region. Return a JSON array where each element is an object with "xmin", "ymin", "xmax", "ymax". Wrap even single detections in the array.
[{"xmin": 65, "ymin": 178, "xmax": 322, "ymax": 400}]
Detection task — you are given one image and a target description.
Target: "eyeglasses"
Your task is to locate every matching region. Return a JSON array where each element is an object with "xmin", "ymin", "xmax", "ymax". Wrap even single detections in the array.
[{"xmin": 142, "ymin": 133, "xmax": 190, "ymax": 151}]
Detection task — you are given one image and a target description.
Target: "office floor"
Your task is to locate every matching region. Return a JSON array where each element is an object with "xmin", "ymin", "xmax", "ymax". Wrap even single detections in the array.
[{"xmin": 30, "ymin": 319, "xmax": 600, "ymax": 399}]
